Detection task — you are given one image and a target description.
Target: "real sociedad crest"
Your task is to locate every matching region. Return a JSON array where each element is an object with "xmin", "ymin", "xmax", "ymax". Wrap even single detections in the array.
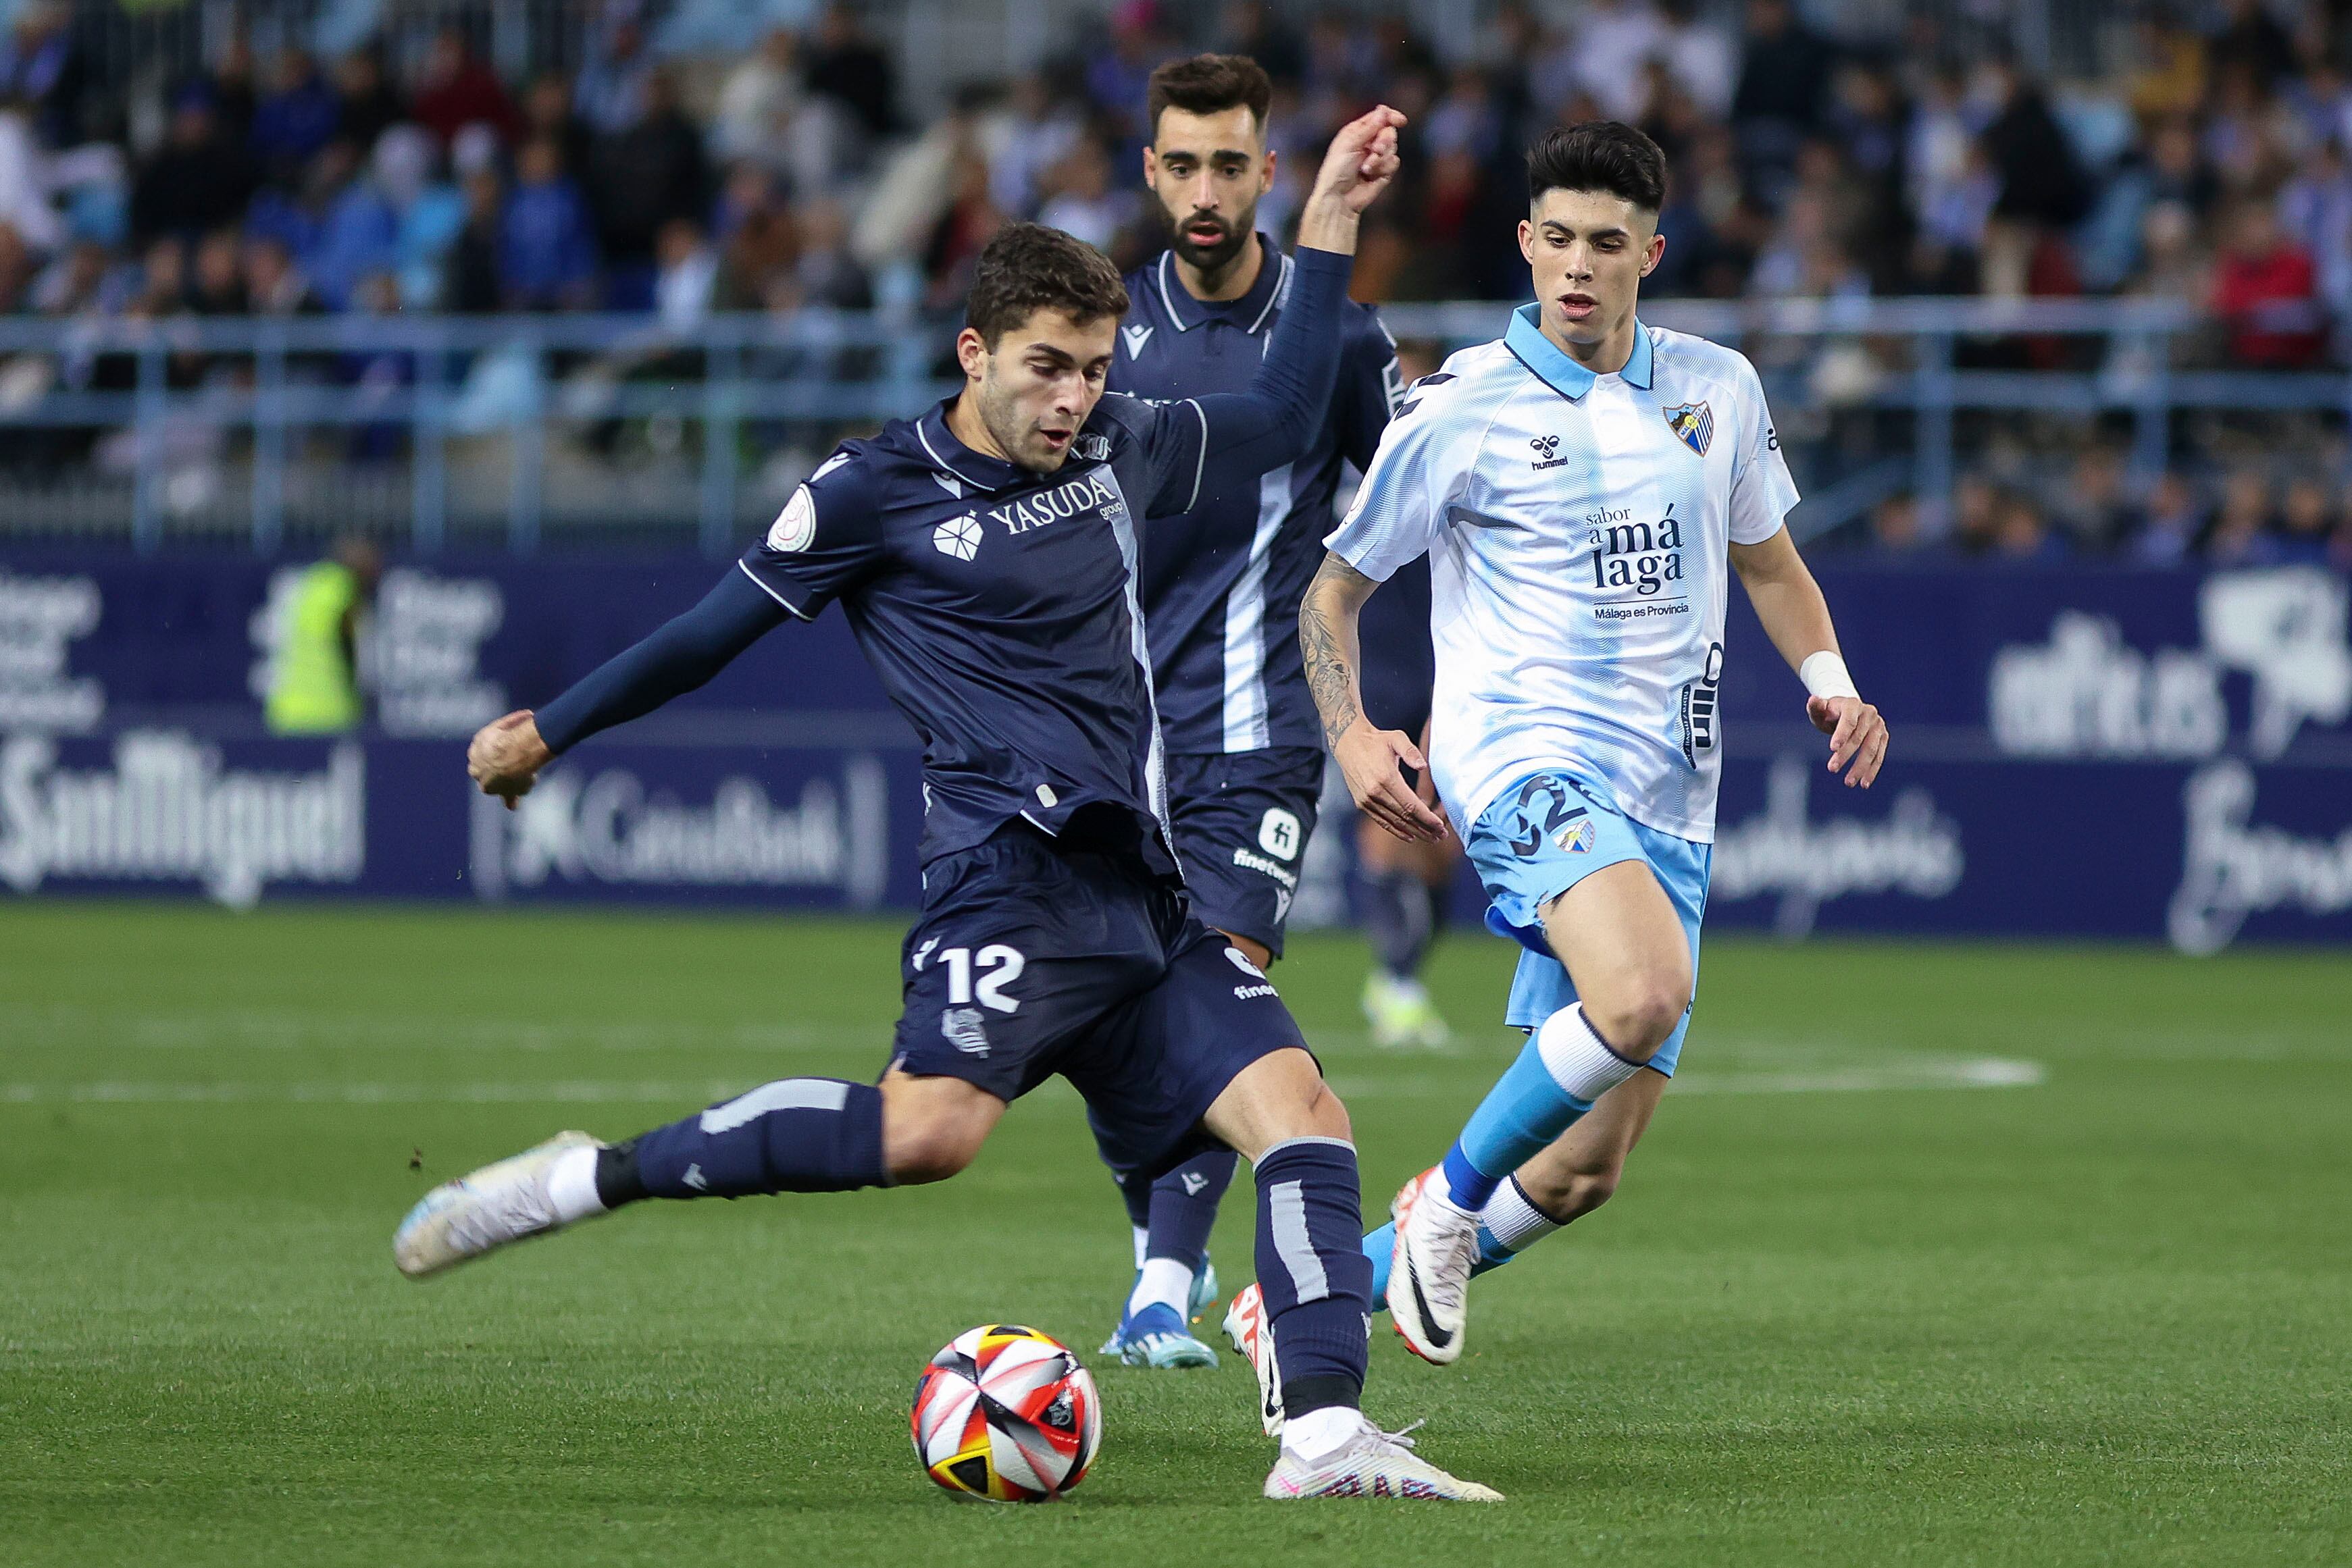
[{"xmin": 1663, "ymin": 400, "xmax": 1714, "ymax": 456}]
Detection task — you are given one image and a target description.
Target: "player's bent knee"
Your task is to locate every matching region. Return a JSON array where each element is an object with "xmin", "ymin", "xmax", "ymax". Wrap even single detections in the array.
[
  {"xmin": 883, "ymin": 1119, "xmax": 983, "ymax": 1185},
  {"xmin": 1590, "ymin": 976, "xmax": 1691, "ymax": 1060}
]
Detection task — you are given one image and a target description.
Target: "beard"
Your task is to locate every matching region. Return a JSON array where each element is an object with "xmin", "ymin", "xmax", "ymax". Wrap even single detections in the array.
[{"xmin": 1169, "ymin": 211, "xmax": 1253, "ymax": 274}]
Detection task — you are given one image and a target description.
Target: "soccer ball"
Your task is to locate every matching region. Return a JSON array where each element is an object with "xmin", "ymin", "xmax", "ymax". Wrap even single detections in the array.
[{"xmin": 912, "ymin": 1324, "xmax": 1102, "ymax": 1502}]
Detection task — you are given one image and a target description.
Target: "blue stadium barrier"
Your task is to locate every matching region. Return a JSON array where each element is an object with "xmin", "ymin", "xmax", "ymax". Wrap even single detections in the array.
[{"xmin": 1, "ymin": 551, "xmax": 2347, "ymax": 951}]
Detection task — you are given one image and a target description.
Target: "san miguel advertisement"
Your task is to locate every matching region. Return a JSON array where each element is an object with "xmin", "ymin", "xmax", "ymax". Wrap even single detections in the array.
[{"xmin": 2, "ymin": 553, "xmax": 2347, "ymax": 952}]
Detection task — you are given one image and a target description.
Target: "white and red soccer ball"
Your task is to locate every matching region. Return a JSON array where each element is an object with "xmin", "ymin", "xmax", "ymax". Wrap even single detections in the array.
[{"xmin": 911, "ymin": 1324, "xmax": 1102, "ymax": 1502}]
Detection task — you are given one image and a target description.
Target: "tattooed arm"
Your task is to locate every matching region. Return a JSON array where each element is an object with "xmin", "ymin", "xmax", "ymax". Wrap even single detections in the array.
[{"xmin": 1300, "ymin": 551, "xmax": 1448, "ymax": 843}]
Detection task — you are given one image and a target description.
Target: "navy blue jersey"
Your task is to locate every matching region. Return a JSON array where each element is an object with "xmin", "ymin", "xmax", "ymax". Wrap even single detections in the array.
[
  {"xmin": 739, "ymin": 397, "xmax": 1210, "ymax": 873},
  {"xmin": 1113, "ymin": 242, "xmax": 1400, "ymax": 756}
]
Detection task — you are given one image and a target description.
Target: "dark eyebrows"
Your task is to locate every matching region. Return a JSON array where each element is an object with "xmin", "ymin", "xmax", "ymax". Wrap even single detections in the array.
[
  {"xmin": 1539, "ymin": 219, "xmax": 1631, "ymax": 242},
  {"xmin": 1161, "ymin": 146, "xmax": 1257, "ymax": 164}
]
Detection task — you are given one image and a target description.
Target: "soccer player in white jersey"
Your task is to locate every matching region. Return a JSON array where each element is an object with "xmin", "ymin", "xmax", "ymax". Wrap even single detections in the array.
[{"xmin": 1244, "ymin": 120, "xmax": 1891, "ymax": 1383}]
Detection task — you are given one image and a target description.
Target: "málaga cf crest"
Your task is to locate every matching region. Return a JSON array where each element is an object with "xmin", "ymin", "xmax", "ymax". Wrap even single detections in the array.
[{"xmin": 1662, "ymin": 401, "xmax": 1714, "ymax": 456}]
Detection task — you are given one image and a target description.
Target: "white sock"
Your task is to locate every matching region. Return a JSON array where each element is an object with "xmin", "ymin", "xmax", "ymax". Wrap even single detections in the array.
[
  {"xmin": 1126, "ymin": 1256, "xmax": 1193, "ymax": 1321},
  {"xmin": 1281, "ymin": 1405, "xmax": 1365, "ymax": 1465},
  {"xmin": 1479, "ymin": 1176, "xmax": 1562, "ymax": 1253},
  {"xmin": 546, "ymin": 1145, "xmax": 606, "ymax": 1224},
  {"xmin": 1130, "ymin": 1225, "xmax": 1150, "ymax": 1270},
  {"xmin": 1535, "ymin": 1003, "xmax": 1646, "ymax": 1105}
]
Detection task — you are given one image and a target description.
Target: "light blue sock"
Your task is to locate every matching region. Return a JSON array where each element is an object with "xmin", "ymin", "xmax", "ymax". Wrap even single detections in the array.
[
  {"xmin": 1364, "ymin": 1220, "xmax": 1520, "ymax": 1313},
  {"xmin": 1456, "ymin": 1031, "xmax": 1593, "ymax": 1181}
]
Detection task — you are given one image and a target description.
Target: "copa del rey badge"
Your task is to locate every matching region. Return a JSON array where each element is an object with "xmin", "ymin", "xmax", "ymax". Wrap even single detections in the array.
[
  {"xmin": 767, "ymin": 486, "xmax": 817, "ymax": 553},
  {"xmin": 1662, "ymin": 401, "xmax": 1714, "ymax": 456}
]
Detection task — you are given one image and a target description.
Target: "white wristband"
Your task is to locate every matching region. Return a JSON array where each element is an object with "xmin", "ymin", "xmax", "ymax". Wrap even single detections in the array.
[{"xmin": 1799, "ymin": 651, "xmax": 1859, "ymax": 702}]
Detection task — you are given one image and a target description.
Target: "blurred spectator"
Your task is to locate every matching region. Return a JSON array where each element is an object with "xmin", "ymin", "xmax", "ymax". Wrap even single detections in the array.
[
  {"xmin": 208, "ymin": 32, "xmax": 259, "ymax": 144},
  {"xmin": 1088, "ymin": 4, "xmax": 1176, "ymax": 142},
  {"xmin": 411, "ymin": 26, "xmax": 520, "ymax": 150},
  {"xmin": 1980, "ymin": 62, "xmax": 2091, "ymax": 234},
  {"xmin": 1212, "ymin": 2, "xmax": 1304, "ymax": 87},
  {"xmin": 242, "ymin": 233, "xmax": 318, "ymax": 317},
  {"xmin": 1036, "ymin": 136, "xmax": 1134, "ymax": 254},
  {"xmin": 501, "ymin": 136, "xmax": 597, "ymax": 311},
  {"xmin": 2129, "ymin": 9, "xmax": 2207, "ymax": 122},
  {"xmin": 791, "ymin": 196, "xmax": 869, "ymax": 310},
  {"xmin": 1868, "ymin": 492, "xmax": 1925, "ymax": 554},
  {"xmin": 654, "ymin": 217, "xmax": 717, "ymax": 334},
  {"xmin": 2209, "ymin": 0, "xmax": 2296, "ymax": 95},
  {"xmin": 2053, "ymin": 446, "xmax": 2139, "ymax": 553},
  {"xmin": 253, "ymin": 48, "xmax": 341, "ymax": 190},
  {"xmin": 130, "ymin": 86, "xmax": 257, "ymax": 249},
  {"xmin": 573, "ymin": 13, "xmax": 652, "ymax": 138},
  {"xmin": 0, "ymin": 100, "xmax": 62, "ymax": 253},
  {"xmin": 805, "ymin": 2, "xmax": 898, "ymax": 141},
  {"xmin": 521, "ymin": 74, "xmax": 593, "ymax": 187},
  {"xmin": 2275, "ymin": 475, "xmax": 2338, "ymax": 563},
  {"xmin": 711, "ymin": 29, "xmax": 833, "ymax": 194},
  {"xmin": 587, "ymin": 68, "xmax": 711, "ymax": 307},
  {"xmin": 0, "ymin": 1, "xmax": 82, "ymax": 150},
  {"xmin": 712, "ymin": 165, "xmax": 797, "ymax": 310},
  {"xmin": 2129, "ymin": 470, "xmax": 2205, "ymax": 565},
  {"xmin": 1951, "ymin": 474, "xmax": 2000, "ymax": 554},
  {"xmin": 988, "ymin": 74, "xmax": 1085, "ymax": 219},
  {"xmin": 445, "ymin": 166, "xmax": 503, "ymax": 313},
  {"xmin": 1657, "ymin": 0, "xmax": 1737, "ymax": 120},
  {"xmin": 2210, "ymin": 197, "xmax": 2322, "ymax": 367},
  {"xmin": 922, "ymin": 145, "xmax": 1006, "ymax": 312},
  {"xmin": 1731, "ymin": 0, "xmax": 1832, "ymax": 190},
  {"xmin": 2205, "ymin": 469, "xmax": 2281, "ymax": 563},
  {"xmin": 188, "ymin": 226, "xmax": 246, "ymax": 315},
  {"xmin": 2276, "ymin": 135, "xmax": 2352, "ymax": 317},
  {"xmin": 332, "ymin": 49, "xmax": 406, "ymax": 157},
  {"xmin": 1564, "ymin": 0, "xmax": 1666, "ymax": 124},
  {"xmin": 1993, "ymin": 491, "xmax": 2066, "ymax": 562}
]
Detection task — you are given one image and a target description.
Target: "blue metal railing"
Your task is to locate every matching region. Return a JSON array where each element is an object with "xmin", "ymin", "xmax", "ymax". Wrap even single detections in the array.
[{"xmin": 0, "ymin": 296, "xmax": 2339, "ymax": 554}]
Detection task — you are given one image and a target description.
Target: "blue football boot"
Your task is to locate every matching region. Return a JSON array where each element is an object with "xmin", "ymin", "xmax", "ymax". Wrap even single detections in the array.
[{"xmin": 1100, "ymin": 1256, "xmax": 1221, "ymax": 1367}]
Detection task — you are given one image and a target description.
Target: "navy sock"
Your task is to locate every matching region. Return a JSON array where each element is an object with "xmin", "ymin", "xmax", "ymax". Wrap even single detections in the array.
[
  {"xmin": 1254, "ymin": 1136, "xmax": 1373, "ymax": 1417},
  {"xmin": 625, "ymin": 1078, "xmax": 886, "ymax": 1199},
  {"xmin": 1114, "ymin": 1166, "xmax": 1154, "ymax": 1232},
  {"xmin": 1362, "ymin": 868, "xmax": 1434, "ymax": 979},
  {"xmin": 1145, "ymin": 1149, "xmax": 1237, "ymax": 1272}
]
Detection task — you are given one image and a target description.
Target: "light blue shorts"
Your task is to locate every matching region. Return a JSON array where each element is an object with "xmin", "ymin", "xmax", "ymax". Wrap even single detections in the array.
[{"xmin": 1463, "ymin": 771, "xmax": 1712, "ymax": 1077}]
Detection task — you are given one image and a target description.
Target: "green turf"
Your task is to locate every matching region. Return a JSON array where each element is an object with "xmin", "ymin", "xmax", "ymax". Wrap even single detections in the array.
[{"xmin": 1, "ymin": 902, "xmax": 2346, "ymax": 1566}]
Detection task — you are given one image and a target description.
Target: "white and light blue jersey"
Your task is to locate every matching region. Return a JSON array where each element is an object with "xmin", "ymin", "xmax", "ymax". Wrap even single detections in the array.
[{"xmin": 1323, "ymin": 305, "xmax": 1798, "ymax": 843}]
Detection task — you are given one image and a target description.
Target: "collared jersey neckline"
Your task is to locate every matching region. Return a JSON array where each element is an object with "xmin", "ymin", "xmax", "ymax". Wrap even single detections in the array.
[{"xmin": 1504, "ymin": 303, "xmax": 1655, "ymax": 399}]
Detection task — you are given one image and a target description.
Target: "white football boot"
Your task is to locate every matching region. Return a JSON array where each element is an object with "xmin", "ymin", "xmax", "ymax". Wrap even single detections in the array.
[
  {"xmin": 1221, "ymin": 1282, "xmax": 1285, "ymax": 1436},
  {"xmin": 394, "ymin": 1130, "xmax": 602, "ymax": 1278},
  {"xmin": 1263, "ymin": 1413, "xmax": 1503, "ymax": 1502},
  {"xmin": 1386, "ymin": 1167, "xmax": 1479, "ymax": 1365}
]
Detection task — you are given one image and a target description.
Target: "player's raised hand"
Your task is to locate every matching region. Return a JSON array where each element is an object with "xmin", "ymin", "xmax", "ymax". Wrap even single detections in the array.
[
  {"xmin": 1808, "ymin": 694, "xmax": 1889, "ymax": 788},
  {"xmin": 1334, "ymin": 718, "xmax": 1449, "ymax": 843},
  {"xmin": 467, "ymin": 708, "xmax": 553, "ymax": 810},
  {"xmin": 1312, "ymin": 103, "xmax": 1406, "ymax": 215}
]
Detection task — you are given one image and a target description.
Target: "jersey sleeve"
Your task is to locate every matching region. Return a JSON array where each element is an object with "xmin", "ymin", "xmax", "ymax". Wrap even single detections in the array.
[
  {"xmin": 1098, "ymin": 391, "xmax": 1213, "ymax": 517},
  {"xmin": 1320, "ymin": 374, "xmax": 1475, "ymax": 583},
  {"xmin": 1337, "ymin": 309, "xmax": 1404, "ymax": 473},
  {"xmin": 1728, "ymin": 359, "xmax": 1799, "ymax": 545},
  {"xmin": 737, "ymin": 446, "xmax": 886, "ymax": 618}
]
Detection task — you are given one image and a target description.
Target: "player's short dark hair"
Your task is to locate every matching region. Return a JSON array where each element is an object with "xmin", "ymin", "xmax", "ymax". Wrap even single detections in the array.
[
  {"xmin": 1147, "ymin": 53, "xmax": 1274, "ymax": 139},
  {"xmin": 1526, "ymin": 121, "xmax": 1668, "ymax": 213},
  {"xmin": 965, "ymin": 222, "xmax": 1131, "ymax": 345}
]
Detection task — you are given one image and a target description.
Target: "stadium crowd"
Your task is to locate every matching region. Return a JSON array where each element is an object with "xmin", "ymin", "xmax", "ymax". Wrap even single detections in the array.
[{"xmin": 0, "ymin": 0, "xmax": 2349, "ymax": 566}]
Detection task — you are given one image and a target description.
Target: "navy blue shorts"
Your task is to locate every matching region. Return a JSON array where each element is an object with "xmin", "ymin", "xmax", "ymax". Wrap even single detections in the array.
[
  {"xmin": 1162, "ymin": 746, "xmax": 1326, "ymax": 957},
  {"xmin": 892, "ymin": 822, "xmax": 1311, "ymax": 1179}
]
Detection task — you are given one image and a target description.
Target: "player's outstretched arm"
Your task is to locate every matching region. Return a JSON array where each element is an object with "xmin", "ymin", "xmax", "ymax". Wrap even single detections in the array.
[
  {"xmin": 466, "ymin": 567, "xmax": 790, "ymax": 809},
  {"xmin": 1729, "ymin": 528, "xmax": 1889, "ymax": 788},
  {"xmin": 1301, "ymin": 550, "xmax": 1448, "ymax": 843},
  {"xmin": 1183, "ymin": 107, "xmax": 1404, "ymax": 488}
]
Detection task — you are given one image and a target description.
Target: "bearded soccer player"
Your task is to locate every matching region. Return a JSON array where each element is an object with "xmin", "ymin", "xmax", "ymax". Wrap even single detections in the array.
[
  {"xmin": 1090, "ymin": 53, "xmax": 1405, "ymax": 1373},
  {"xmin": 394, "ymin": 107, "xmax": 1498, "ymax": 1503},
  {"xmin": 1225, "ymin": 121, "xmax": 1890, "ymax": 1422}
]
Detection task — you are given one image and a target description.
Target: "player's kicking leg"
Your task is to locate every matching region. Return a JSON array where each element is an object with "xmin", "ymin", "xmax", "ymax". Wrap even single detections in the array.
[
  {"xmin": 1196, "ymin": 1046, "xmax": 1500, "ymax": 1502},
  {"xmin": 394, "ymin": 1069, "xmax": 1002, "ymax": 1277}
]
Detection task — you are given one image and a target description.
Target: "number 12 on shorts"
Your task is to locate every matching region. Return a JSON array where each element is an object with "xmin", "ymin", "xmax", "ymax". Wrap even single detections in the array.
[{"xmin": 940, "ymin": 945, "xmax": 1025, "ymax": 1014}]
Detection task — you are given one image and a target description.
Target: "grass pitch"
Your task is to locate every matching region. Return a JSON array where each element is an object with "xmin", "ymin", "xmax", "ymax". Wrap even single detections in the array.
[{"xmin": 1, "ymin": 902, "xmax": 2345, "ymax": 1567}]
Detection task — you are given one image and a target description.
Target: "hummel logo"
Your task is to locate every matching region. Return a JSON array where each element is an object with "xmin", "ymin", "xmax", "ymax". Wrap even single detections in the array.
[
  {"xmin": 1123, "ymin": 323, "xmax": 1153, "ymax": 359},
  {"xmin": 682, "ymin": 1163, "xmax": 708, "ymax": 1192},
  {"xmin": 1181, "ymin": 1171, "xmax": 1209, "ymax": 1196},
  {"xmin": 1529, "ymin": 434, "xmax": 1568, "ymax": 470}
]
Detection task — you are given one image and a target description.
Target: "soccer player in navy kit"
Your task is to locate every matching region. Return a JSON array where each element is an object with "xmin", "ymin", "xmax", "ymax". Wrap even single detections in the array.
[
  {"xmin": 1092, "ymin": 54, "xmax": 1408, "ymax": 1372},
  {"xmin": 394, "ymin": 107, "xmax": 1500, "ymax": 1503}
]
